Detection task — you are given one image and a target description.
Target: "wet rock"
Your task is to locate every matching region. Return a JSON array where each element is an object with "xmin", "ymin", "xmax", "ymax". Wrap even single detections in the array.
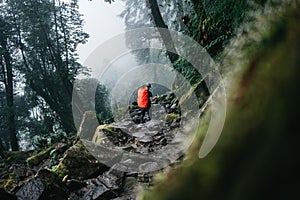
[
  {"xmin": 139, "ymin": 162, "xmax": 160, "ymax": 173},
  {"xmin": 69, "ymin": 181, "xmax": 111, "ymax": 200},
  {"xmin": 94, "ymin": 124, "xmax": 135, "ymax": 147},
  {"xmin": 77, "ymin": 111, "xmax": 99, "ymax": 140},
  {"xmin": 36, "ymin": 168, "xmax": 68, "ymax": 199},
  {"xmin": 92, "ymin": 126, "xmax": 106, "ymax": 145},
  {"xmin": 164, "ymin": 113, "xmax": 180, "ymax": 124},
  {"xmin": 153, "ymin": 133, "xmax": 164, "ymax": 142},
  {"xmin": 66, "ymin": 179, "xmax": 87, "ymax": 192},
  {"xmin": 10, "ymin": 164, "xmax": 27, "ymax": 179},
  {"xmin": 109, "ymin": 176, "xmax": 137, "ymax": 200},
  {"xmin": 2, "ymin": 177, "xmax": 18, "ymax": 192},
  {"xmin": 170, "ymin": 103, "xmax": 177, "ymax": 110},
  {"xmin": 170, "ymin": 120, "xmax": 181, "ymax": 128},
  {"xmin": 113, "ymin": 120, "xmax": 135, "ymax": 129},
  {"xmin": 36, "ymin": 168, "xmax": 58, "ymax": 183},
  {"xmin": 53, "ymin": 141, "xmax": 108, "ymax": 180},
  {"xmin": 158, "ymin": 138, "xmax": 167, "ymax": 146},
  {"xmin": 53, "ymin": 142, "xmax": 69, "ymax": 154},
  {"xmin": 135, "ymin": 146, "xmax": 149, "ymax": 154},
  {"xmin": 132, "ymin": 131, "xmax": 146, "ymax": 138},
  {"xmin": 5, "ymin": 151, "xmax": 34, "ymax": 165},
  {"xmin": 61, "ymin": 90, "xmax": 184, "ymax": 198},
  {"xmin": 122, "ymin": 176, "xmax": 137, "ymax": 192},
  {"xmin": 111, "ymin": 195, "xmax": 136, "ymax": 200},
  {"xmin": 144, "ymin": 119, "xmax": 163, "ymax": 130},
  {"xmin": 103, "ymin": 117, "xmax": 115, "ymax": 124},
  {"xmin": 15, "ymin": 178, "xmax": 45, "ymax": 200},
  {"xmin": 81, "ymin": 139, "xmax": 124, "ymax": 167},
  {"xmin": 128, "ymin": 104, "xmax": 144, "ymax": 124},
  {"xmin": 69, "ymin": 172, "xmax": 120, "ymax": 200},
  {"xmin": 136, "ymin": 136, "xmax": 153, "ymax": 144},
  {"xmin": 98, "ymin": 124, "xmax": 118, "ymax": 133},
  {"xmin": 157, "ymin": 93, "xmax": 178, "ymax": 114},
  {"xmin": 26, "ymin": 147, "xmax": 54, "ymax": 168},
  {"xmin": 104, "ymin": 163, "xmax": 127, "ymax": 188}
]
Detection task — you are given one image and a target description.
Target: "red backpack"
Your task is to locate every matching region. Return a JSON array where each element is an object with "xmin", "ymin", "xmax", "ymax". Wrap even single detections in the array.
[{"xmin": 137, "ymin": 87, "xmax": 149, "ymax": 108}]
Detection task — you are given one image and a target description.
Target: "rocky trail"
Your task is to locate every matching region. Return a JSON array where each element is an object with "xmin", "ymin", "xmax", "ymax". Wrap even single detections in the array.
[{"xmin": 0, "ymin": 92, "xmax": 203, "ymax": 200}]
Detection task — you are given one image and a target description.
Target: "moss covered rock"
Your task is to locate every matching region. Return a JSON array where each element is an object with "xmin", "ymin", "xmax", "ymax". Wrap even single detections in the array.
[
  {"xmin": 2, "ymin": 178, "xmax": 17, "ymax": 192},
  {"xmin": 52, "ymin": 141, "xmax": 107, "ymax": 180},
  {"xmin": 92, "ymin": 126, "xmax": 106, "ymax": 144},
  {"xmin": 164, "ymin": 114, "xmax": 180, "ymax": 124},
  {"xmin": 36, "ymin": 168, "xmax": 68, "ymax": 199},
  {"xmin": 26, "ymin": 147, "xmax": 54, "ymax": 168},
  {"xmin": 98, "ymin": 124, "xmax": 118, "ymax": 133},
  {"xmin": 5, "ymin": 151, "xmax": 33, "ymax": 165}
]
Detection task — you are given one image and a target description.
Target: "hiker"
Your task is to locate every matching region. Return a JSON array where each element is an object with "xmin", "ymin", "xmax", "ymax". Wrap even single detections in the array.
[{"xmin": 137, "ymin": 83, "xmax": 157, "ymax": 123}]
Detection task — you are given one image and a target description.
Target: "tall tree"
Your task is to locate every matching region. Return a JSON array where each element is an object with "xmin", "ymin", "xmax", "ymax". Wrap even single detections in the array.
[
  {"xmin": 119, "ymin": 0, "xmax": 189, "ymax": 65},
  {"xmin": 118, "ymin": 0, "xmax": 262, "ymax": 84},
  {"xmin": 5, "ymin": 0, "xmax": 88, "ymax": 133},
  {"xmin": 148, "ymin": 0, "xmax": 179, "ymax": 63},
  {"xmin": 0, "ymin": 16, "xmax": 18, "ymax": 150},
  {"xmin": 118, "ymin": 0, "xmax": 202, "ymax": 84}
]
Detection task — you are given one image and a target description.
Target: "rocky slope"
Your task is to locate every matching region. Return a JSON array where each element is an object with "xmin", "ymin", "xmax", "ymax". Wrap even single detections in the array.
[{"xmin": 0, "ymin": 91, "xmax": 201, "ymax": 199}]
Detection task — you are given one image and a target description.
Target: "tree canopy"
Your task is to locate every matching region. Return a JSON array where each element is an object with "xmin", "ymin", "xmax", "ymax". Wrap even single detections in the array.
[{"xmin": 0, "ymin": 0, "xmax": 89, "ymax": 150}]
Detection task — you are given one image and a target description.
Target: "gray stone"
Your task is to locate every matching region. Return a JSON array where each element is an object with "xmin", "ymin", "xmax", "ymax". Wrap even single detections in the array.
[
  {"xmin": 11, "ymin": 164, "xmax": 27, "ymax": 178},
  {"xmin": 69, "ymin": 173, "xmax": 120, "ymax": 200},
  {"xmin": 136, "ymin": 136, "xmax": 153, "ymax": 143},
  {"xmin": 138, "ymin": 162, "xmax": 160, "ymax": 173},
  {"xmin": 16, "ymin": 178, "xmax": 45, "ymax": 200},
  {"xmin": 77, "ymin": 111, "xmax": 99, "ymax": 140},
  {"xmin": 54, "ymin": 141, "xmax": 108, "ymax": 181},
  {"xmin": 69, "ymin": 181, "xmax": 110, "ymax": 200}
]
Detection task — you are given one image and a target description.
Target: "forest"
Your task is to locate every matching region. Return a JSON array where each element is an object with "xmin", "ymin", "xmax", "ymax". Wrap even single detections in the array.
[{"xmin": 0, "ymin": 0, "xmax": 299, "ymax": 199}]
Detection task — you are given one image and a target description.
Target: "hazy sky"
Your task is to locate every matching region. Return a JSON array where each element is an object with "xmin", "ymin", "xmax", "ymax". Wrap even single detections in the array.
[{"xmin": 77, "ymin": 0, "xmax": 126, "ymax": 64}]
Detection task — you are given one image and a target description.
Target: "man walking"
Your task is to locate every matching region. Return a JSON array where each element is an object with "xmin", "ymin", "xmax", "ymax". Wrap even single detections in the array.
[{"xmin": 137, "ymin": 83, "xmax": 156, "ymax": 122}]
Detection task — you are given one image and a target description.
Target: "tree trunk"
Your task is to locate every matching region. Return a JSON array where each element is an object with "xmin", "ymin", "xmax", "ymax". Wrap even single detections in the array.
[
  {"xmin": 17, "ymin": 29, "xmax": 77, "ymax": 134},
  {"xmin": 5, "ymin": 55, "xmax": 18, "ymax": 151},
  {"xmin": 0, "ymin": 138, "xmax": 6, "ymax": 158},
  {"xmin": 27, "ymin": 78, "xmax": 76, "ymax": 133},
  {"xmin": 1, "ymin": 40, "xmax": 19, "ymax": 151},
  {"xmin": 148, "ymin": 0, "xmax": 204, "ymax": 89},
  {"xmin": 148, "ymin": 0, "xmax": 179, "ymax": 64}
]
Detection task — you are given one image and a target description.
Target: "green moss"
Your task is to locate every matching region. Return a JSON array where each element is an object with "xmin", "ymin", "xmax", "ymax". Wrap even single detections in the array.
[
  {"xmin": 165, "ymin": 93, "xmax": 176, "ymax": 101},
  {"xmin": 26, "ymin": 147, "xmax": 54, "ymax": 167},
  {"xmin": 52, "ymin": 162, "xmax": 68, "ymax": 180},
  {"xmin": 164, "ymin": 114, "xmax": 180, "ymax": 123},
  {"xmin": 92, "ymin": 127, "xmax": 105, "ymax": 144},
  {"xmin": 99, "ymin": 124, "xmax": 117, "ymax": 133},
  {"xmin": 2, "ymin": 178, "xmax": 17, "ymax": 192},
  {"xmin": 50, "ymin": 141, "xmax": 103, "ymax": 180},
  {"xmin": 5, "ymin": 150, "xmax": 33, "ymax": 165}
]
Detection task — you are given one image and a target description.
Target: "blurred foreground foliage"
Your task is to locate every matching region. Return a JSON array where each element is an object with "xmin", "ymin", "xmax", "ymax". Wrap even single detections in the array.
[{"xmin": 140, "ymin": 3, "xmax": 300, "ymax": 200}]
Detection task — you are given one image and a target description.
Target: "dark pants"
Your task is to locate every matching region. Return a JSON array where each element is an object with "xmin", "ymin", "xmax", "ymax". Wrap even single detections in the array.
[{"xmin": 141, "ymin": 106, "xmax": 151, "ymax": 122}]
